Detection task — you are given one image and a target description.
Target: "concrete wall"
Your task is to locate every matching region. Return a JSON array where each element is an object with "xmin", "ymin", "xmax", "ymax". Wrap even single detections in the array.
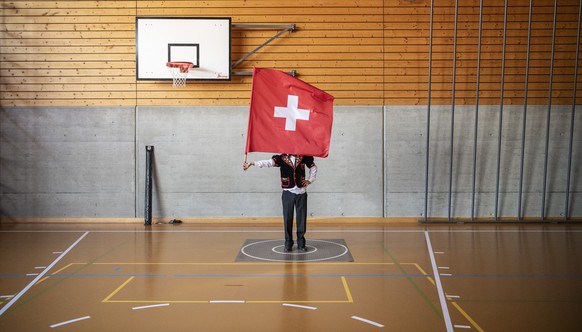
[
  {"xmin": 136, "ymin": 106, "xmax": 384, "ymax": 218},
  {"xmin": 385, "ymin": 105, "xmax": 582, "ymax": 219},
  {"xmin": 1, "ymin": 106, "xmax": 580, "ymax": 220},
  {"xmin": 0, "ymin": 107, "xmax": 135, "ymax": 218}
]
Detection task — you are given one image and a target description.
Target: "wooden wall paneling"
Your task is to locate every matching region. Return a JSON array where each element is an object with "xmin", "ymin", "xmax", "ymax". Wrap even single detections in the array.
[
  {"xmin": 1, "ymin": 0, "xmax": 137, "ymax": 106},
  {"xmin": 0, "ymin": 0, "xmax": 580, "ymax": 106},
  {"xmin": 135, "ymin": 0, "xmax": 384, "ymax": 106}
]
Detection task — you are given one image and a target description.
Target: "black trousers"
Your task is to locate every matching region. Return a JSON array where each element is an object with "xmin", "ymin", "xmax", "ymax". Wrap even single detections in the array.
[{"xmin": 281, "ymin": 190, "xmax": 307, "ymax": 248}]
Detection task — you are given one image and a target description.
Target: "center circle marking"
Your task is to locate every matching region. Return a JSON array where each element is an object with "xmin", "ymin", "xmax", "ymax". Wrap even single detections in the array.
[
  {"xmin": 272, "ymin": 245, "xmax": 318, "ymax": 255},
  {"xmin": 240, "ymin": 239, "xmax": 349, "ymax": 262}
]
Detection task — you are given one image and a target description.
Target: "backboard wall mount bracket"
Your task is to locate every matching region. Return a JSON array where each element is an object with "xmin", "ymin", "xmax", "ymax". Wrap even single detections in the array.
[{"xmin": 231, "ymin": 23, "xmax": 297, "ymax": 77}]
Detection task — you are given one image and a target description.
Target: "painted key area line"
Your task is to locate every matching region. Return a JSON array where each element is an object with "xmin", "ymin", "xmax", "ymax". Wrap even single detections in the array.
[
  {"xmin": 0, "ymin": 231, "xmax": 90, "ymax": 316},
  {"xmin": 424, "ymin": 231, "xmax": 454, "ymax": 332}
]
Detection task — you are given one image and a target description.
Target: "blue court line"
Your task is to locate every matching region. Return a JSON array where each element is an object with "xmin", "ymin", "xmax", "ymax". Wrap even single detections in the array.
[
  {"xmin": 1, "ymin": 273, "xmax": 581, "ymax": 279},
  {"xmin": 311, "ymin": 274, "xmax": 429, "ymax": 278},
  {"xmin": 441, "ymin": 274, "xmax": 582, "ymax": 279},
  {"xmin": 0, "ymin": 274, "xmax": 164, "ymax": 278},
  {"xmin": 313, "ymin": 273, "xmax": 582, "ymax": 279},
  {"xmin": 174, "ymin": 274, "xmax": 305, "ymax": 278},
  {"xmin": 0, "ymin": 273, "xmax": 303, "ymax": 278},
  {"xmin": 49, "ymin": 273, "xmax": 165, "ymax": 277},
  {"xmin": 0, "ymin": 274, "xmax": 25, "ymax": 278}
]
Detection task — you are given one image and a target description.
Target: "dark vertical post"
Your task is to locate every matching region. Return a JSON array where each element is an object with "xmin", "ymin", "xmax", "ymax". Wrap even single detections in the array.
[
  {"xmin": 518, "ymin": 0, "xmax": 534, "ymax": 221},
  {"xmin": 565, "ymin": 2, "xmax": 581, "ymax": 220},
  {"xmin": 471, "ymin": 0, "xmax": 484, "ymax": 221},
  {"xmin": 495, "ymin": 0, "xmax": 509, "ymax": 220},
  {"xmin": 144, "ymin": 145, "xmax": 154, "ymax": 226},
  {"xmin": 448, "ymin": 0, "xmax": 459, "ymax": 221},
  {"xmin": 424, "ymin": 0, "xmax": 435, "ymax": 222},
  {"xmin": 541, "ymin": 0, "xmax": 559, "ymax": 220}
]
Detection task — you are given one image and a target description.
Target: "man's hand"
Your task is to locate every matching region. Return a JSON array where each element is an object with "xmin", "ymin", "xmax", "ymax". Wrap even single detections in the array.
[
  {"xmin": 242, "ymin": 161, "xmax": 254, "ymax": 171},
  {"xmin": 302, "ymin": 179, "xmax": 311, "ymax": 186}
]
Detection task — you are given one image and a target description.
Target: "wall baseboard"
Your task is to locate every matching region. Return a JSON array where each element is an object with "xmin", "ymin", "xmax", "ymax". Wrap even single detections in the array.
[
  {"xmin": 2, "ymin": 216, "xmax": 579, "ymax": 225},
  {"xmin": 0, "ymin": 217, "xmax": 419, "ymax": 225}
]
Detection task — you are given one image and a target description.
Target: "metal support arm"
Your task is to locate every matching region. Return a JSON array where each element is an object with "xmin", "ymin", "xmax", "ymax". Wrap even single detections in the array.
[{"xmin": 231, "ymin": 23, "xmax": 297, "ymax": 75}]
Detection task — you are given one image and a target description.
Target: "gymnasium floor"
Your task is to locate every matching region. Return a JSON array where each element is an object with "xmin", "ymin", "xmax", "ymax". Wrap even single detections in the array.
[{"xmin": 0, "ymin": 221, "xmax": 581, "ymax": 331}]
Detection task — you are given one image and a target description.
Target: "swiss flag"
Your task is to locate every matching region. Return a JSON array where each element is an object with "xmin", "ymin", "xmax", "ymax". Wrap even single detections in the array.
[{"xmin": 245, "ymin": 67, "xmax": 334, "ymax": 158}]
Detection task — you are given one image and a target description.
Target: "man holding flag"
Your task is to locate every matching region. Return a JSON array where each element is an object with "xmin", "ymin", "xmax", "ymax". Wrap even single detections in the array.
[
  {"xmin": 244, "ymin": 154, "xmax": 317, "ymax": 252},
  {"xmin": 243, "ymin": 67, "xmax": 334, "ymax": 252}
]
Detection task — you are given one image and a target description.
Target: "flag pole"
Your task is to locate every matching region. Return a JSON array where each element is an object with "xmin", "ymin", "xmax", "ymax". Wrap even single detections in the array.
[{"xmin": 243, "ymin": 153, "xmax": 247, "ymax": 165}]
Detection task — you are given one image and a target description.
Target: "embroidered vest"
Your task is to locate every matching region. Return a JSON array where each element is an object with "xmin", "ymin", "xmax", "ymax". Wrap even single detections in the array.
[{"xmin": 272, "ymin": 155, "xmax": 315, "ymax": 189}]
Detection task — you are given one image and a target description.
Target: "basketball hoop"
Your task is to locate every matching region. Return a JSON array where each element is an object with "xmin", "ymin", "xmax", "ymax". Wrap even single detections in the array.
[{"xmin": 166, "ymin": 61, "xmax": 194, "ymax": 87}]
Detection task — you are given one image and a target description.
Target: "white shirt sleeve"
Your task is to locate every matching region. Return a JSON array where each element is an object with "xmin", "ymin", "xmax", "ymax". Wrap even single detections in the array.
[
  {"xmin": 307, "ymin": 164, "xmax": 317, "ymax": 183},
  {"xmin": 254, "ymin": 158, "xmax": 275, "ymax": 168}
]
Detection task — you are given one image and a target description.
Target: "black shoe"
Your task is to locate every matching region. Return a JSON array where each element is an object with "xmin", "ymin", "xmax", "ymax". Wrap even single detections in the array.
[
  {"xmin": 298, "ymin": 247, "xmax": 307, "ymax": 252},
  {"xmin": 284, "ymin": 246, "xmax": 293, "ymax": 252}
]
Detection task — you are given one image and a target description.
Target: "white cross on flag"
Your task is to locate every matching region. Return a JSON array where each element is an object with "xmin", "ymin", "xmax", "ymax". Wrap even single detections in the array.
[{"xmin": 245, "ymin": 67, "xmax": 334, "ymax": 158}]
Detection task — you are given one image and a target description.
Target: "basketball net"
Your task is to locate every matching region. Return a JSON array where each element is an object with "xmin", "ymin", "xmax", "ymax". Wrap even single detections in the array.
[{"xmin": 166, "ymin": 62, "xmax": 194, "ymax": 87}]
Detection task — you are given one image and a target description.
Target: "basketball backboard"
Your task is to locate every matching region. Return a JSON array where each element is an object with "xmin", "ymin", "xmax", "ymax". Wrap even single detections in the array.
[{"xmin": 136, "ymin": 17, "xmax": 231, "ymax": 81}]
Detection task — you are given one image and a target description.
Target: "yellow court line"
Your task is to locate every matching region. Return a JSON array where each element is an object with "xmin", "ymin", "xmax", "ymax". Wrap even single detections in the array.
[
  {"xmin": 105, "ymin": 300, "xmax": 215, "ymax": 304},
  {"xmin": 102, "ymin": 276, "xmax": 135, "ymax": 303},
  {"xmin": 102, "ymin": 274, "xmax": 353, "ymax": 304},
  {"xmin": 34, "ymin": 263, "xmax": 75, "ymax": 286},
  {"xmin": 247, "ymin": 300, "xmax": 350, "ymax": 304},
  {"xmin": 413, "ymin": 263, "xmax": 436, "ymax": 286},
  {"xmin": 102, "ymin": 300, "xmax": 208, "ymax": 303},
  {"xmin": 412, "ymin": 263, "xmax": 484, "ymax": 331},
  {"xmin": 92, "ymin": 262, "xmax": 399, "ymax": 266},
  {"xmin": 341, "ymin": 276, "xmax": 354, "ymax": 303},
  {"xmin": 251, "ymin": 276, "xmax": 353, "ymax": 304},
  {"xmin": 451, "ymin": 301, "xmax": 485, "ymax": 332},
  {"xmin": 104, "ymin": 299, "xmax": 352, "ymax": 304}
]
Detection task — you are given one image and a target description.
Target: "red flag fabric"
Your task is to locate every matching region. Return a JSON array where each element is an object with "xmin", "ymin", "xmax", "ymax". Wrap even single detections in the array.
[{"xmin": 245, "ymin": 67, "xmax": 334, "ymax": 158}]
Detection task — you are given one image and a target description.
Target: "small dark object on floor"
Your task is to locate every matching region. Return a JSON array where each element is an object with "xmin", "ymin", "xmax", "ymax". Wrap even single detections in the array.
[{"xmin": 169, "ymin": 219, "xmax": 182, "ymax": 224}]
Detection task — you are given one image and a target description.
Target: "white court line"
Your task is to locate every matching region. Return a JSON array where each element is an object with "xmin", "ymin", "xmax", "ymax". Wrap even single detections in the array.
[
  {"xmin": 35, "ymin": 266, "xmax": 47, "ymax": 269},
  {"xmin": 0, "ymin": 295, "xmax": 15, "ymax": 299},
  {"xmin": 446, "ymin": 295, "xmax": 460, "ymax": 299},
  {"xmin": 454, "ymin": 325, "xmax": 472, "ymax": 329},
  {"xmin": 209, "ymin": 300, "xmax": 245, "ymax": 303},
  {"xmin": 26, "ymin": 273, "xmax": 39, "ymax": 277},
  {"xmin": 282, "ymin": 303, "xmax": 317, "ymax": 310},
  {"xmin": 0, "ymin": 232, "xmax": 89, "ymax": 317},
  {"xmin": 52, "ymin": 251, "xmax": 63, "ymax": 254},
  {"xmin": 438, "ymin": 266, "xmax": 450, "ymax": 269},
  {"xmin": 351, "ymin": 316, "xmax": 384, "ymax": 328},
  {"xmin": 132, "ymin": 303, "xmax": 170, "ymax": 310},
  {"xmin": 424, "ymin": 231, "xmax": 454, "ymax": 332},
  {"xmin": 50, "ymin": 315, "xmax": 91, "ymax": 328}
]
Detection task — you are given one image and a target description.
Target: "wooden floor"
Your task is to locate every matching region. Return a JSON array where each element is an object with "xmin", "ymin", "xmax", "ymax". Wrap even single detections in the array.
[{"xmin": 1, "ymin": 222, "xmax": 581, "ymax": 331}]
